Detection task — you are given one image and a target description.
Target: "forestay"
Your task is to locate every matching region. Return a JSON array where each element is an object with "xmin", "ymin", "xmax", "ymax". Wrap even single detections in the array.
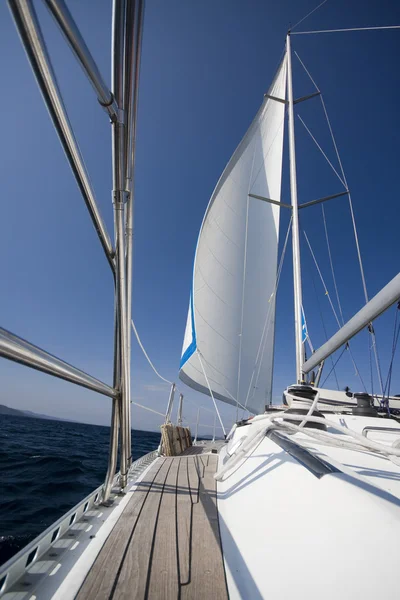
[{"xmin": 179, "ymin": 55, "xmax": 287, "ymax": 414}]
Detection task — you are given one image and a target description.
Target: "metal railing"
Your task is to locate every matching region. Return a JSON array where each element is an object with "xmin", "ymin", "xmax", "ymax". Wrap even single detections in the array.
[
  {"xmin": 0, "ymin": 450, "xmax": 157, "ymax": 597},
  {"xmin": 6, "ymin": 0, "xmax": 144, "ymax": 500},
  {"xmin": 192, "ymin": 408, "xmax": 225, "ymax": 444},
  {"xmin": 164, "ymin": 383, "xmax": 176, "ymax": 424}
]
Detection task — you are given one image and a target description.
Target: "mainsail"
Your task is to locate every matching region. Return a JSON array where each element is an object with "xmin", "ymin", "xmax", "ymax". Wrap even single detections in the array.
[{"xmin": 179, "ymin": 56, "xmax": 287, "ymax": 414}]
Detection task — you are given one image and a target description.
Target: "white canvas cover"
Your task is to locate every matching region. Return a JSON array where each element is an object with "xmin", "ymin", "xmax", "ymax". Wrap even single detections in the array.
[{"xmin": 179, "ymin": 56, "xmax": 287, "ymax": 414}]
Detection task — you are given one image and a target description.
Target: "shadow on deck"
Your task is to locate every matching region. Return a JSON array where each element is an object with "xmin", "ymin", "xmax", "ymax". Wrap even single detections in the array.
[{"xmin": 76, "ymin": 449, "xmax": 228, "ymax": 599}]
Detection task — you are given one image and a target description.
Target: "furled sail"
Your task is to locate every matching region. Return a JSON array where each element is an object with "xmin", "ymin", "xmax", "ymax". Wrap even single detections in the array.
[{"xmin": 179, "ymin": 56, "xmax": 287, "ymax": 414}]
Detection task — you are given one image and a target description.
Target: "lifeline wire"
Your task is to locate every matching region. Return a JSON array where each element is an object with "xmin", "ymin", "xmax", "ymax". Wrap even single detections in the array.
[
  {"xmin": 132, "ymin": 320, "xmax": 220, "ymax": 425},
  {"xmin": 131, "ymin": 401, "xmax": 165, "ymax": 418},
  {"xmin": 131, "ymin": 320, "xmax": 173, "ymax": 385}
]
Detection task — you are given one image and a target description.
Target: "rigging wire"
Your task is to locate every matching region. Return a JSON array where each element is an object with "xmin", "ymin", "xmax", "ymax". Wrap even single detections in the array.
[
  {"xmin": 196, "ymin": 352, "xmax": 248, "ymax": 412},
  {"xmin": 304, "ymin": 230, "xmax": 367, "ymax": 391},
  {"xmin": 295, "ymin": 50, "xmax": 384, "ymax": 396},
  {"xmin": 292, "ymin": 25, "xmax": 400, "ymax": 35},
  {"xmin": 383, "ymin": 302, "xmax": 400, "ymax": 401},
  {"xmin": 318, "ymin": 96, "xmax": 369, "ymax": 304},
  {"xmin": 297, "ymin": 115, "xmax": 347, "ymax": 189},
  {"xmin": 368, "ymin": 322, "xmax": 384, "ymax": 396},
  {"xmin": 290, "ymin": 0, "xmax": 329, "ymax": 32},
  {"xmin": 245, "ymin": 216, "xmax": 293, "ymax": 406},
  {"xmin": 310, "ymin": 272, "xmax": 340, "ymax": 390},
  {"xmin": 369, "ymin": 331, "xmax": 374, "ymax": 397},
  {"xmin": 294, "ymin": 51, "xmax": 368, "ymax": 303},
  {"xmin": 243, "ymin": 216, "xmax": 292, "ymax": 413},
  {"xmin": 294, "ymin": 51, "xmax": 320, "ymax": 92},
  {"xmin": 321, "ymin": 345, "xmax": 346, "ymax": 387},
  {"xmin": 320, "ymin": 93, "xmax": 385, "ymax": 395},
  {"xmin": 197, "ymin": 350, "xmax": 227, "ymax": 436},
  {"xmin": 131, "ymin": 320, "xmax": 223, "ymax": 426},
  {"xmin": 321, "ymin": 205, "xmax": 345, "ymax": 325},
  {"xmin": 303, "ymin": 231, "xmax": 341, "ymax": 327},
  {"xmin": 246, "ymin": 220, "xmax": 291, "ymax": 409},
  {"xmin": 346, "ymin": 346, "xmax": 368, "ymax": 393}
]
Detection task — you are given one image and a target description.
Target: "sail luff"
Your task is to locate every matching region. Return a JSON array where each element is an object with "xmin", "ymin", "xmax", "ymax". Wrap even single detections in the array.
[
  {"xmin": 236, "ymin": 146, "xmax": 255, "ymax": 420},
  {"xmin": 180, "ymin": 54, "xmax": 288, "ymax": 414}
]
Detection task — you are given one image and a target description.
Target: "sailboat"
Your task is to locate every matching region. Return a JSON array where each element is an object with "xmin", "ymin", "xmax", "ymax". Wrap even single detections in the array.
[{"xmin": 1, "ymin": 1, "xmax": 400, "ymax": 599}]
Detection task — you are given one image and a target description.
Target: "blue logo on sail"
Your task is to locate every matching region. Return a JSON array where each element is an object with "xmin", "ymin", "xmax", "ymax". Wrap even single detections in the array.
[{"xmin": 301, "ymin": 306, "xmax": 308, "ymax": 344}]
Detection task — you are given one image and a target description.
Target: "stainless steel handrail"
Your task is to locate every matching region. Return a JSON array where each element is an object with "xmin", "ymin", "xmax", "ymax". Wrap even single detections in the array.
[
  {"xmin": 103, "ymin": 306, "xmax": 121, "ymax": 500},
  {"xmin": 9, "ymin": 0, "xmax": 115, "ymax": 272},
  {"xmin": 111, "ymin": 0, "xmax": 130, "ymax": 487},
  {"xmin": 177, "ymin": 393, "xmax": 184, "ymax": 426},
  {"xmin": 0, "ymin": 327, "xmax": 117, "ymax": 398},
  {"xmin": 303, "ymin": 272, "xmax": 400, "ymax": 374},
  {"xmin": 7, "ymin": 0, "xmax": 146, "ymax": 501},
  {"xmin": 165, "ymin": 383, "xmax": 176, "ymax": 423},
  {"xmin": 43, "ymin": 0, "xmax": 119, "ymax": 121},
  {"xmin": 124, "ymin": 0, "xmax": 145, "ymax": 467}
]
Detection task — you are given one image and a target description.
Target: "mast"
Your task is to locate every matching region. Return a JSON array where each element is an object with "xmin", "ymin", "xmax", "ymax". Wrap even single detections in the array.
[{"xmin": 286, "ymin": 32, "xmax": 304, "ymax": 383}]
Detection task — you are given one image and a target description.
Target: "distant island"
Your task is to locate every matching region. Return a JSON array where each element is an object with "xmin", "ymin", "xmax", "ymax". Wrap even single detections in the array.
[{"xmin": 0, "ymin": 404, "xmax": 71, "ymax": 422}]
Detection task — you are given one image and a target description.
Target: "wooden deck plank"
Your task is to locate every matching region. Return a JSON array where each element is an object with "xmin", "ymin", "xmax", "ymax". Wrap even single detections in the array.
[
  {"xmin": 197, "ymin": 455, "xmax": 206, "ymax": 480},
  {"xmin": 112, "ymin": 458, "xmax": 173, "ymax": 600},
  {"xmin": 186, "ymin": 455, "xmax": 200, "ymax": 504},
  {"xmin": 76, "ymin": 452, "xmax": 227, "ymax": 600},
  {"xmin": 181, "ymin": 454, "xmax": 228, "ymax": 600},
  {"xmin": 76, "ymin": 459, "xmax": 165, "ymax": 600},
  {"xmin": 146, "ymin": 458, "xmax": 180, "ymax": 599},
  {"xmin": 176, "ymin": 458, "xmax": 192, "ymax": 585}
]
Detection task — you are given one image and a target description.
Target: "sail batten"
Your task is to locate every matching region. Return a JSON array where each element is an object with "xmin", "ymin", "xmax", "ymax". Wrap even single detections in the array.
[{"xmin": 180, "ymin": 55, "xmax": 287, "ymax": 415}]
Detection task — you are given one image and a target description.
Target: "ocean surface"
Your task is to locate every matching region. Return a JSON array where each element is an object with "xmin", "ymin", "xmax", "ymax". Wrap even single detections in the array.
[{"xmin": 0, "ymin": 414, "xmax": 160, "ymax": 566}]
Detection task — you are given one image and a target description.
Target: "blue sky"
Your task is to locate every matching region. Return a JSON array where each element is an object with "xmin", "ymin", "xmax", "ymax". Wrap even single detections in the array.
[{"xmin": 0, "ymin": 0, "xmax": 399, "ymax": 431}]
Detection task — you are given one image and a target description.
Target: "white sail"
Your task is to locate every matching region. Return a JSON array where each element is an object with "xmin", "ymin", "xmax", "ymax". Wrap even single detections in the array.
[{"xmin": 179, "ymin": 56, "xmax": 287, "ymax": 414}]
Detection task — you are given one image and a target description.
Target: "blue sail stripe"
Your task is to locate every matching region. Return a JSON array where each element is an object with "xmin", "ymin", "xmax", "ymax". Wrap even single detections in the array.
[{"xmin": 179, "ymin": 290, "xmax": 197, "ymax": 368}]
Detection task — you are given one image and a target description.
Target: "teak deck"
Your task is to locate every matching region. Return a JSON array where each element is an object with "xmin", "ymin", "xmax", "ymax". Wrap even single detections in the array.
[{"xmin": 76, "ymin": 449, "xmax": 228, "ymax": 600}]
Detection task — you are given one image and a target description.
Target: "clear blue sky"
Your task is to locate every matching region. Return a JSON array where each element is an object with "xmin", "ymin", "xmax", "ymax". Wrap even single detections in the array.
[{"xmin": 0, "ymin": 0, "xmax": 399, "ymax": 431}]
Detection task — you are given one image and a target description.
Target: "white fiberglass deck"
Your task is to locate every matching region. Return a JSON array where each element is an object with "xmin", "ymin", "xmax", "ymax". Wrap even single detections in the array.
[{"xmin": 217, "ymin": 413, "xmax": 400, "ymax": 600}]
